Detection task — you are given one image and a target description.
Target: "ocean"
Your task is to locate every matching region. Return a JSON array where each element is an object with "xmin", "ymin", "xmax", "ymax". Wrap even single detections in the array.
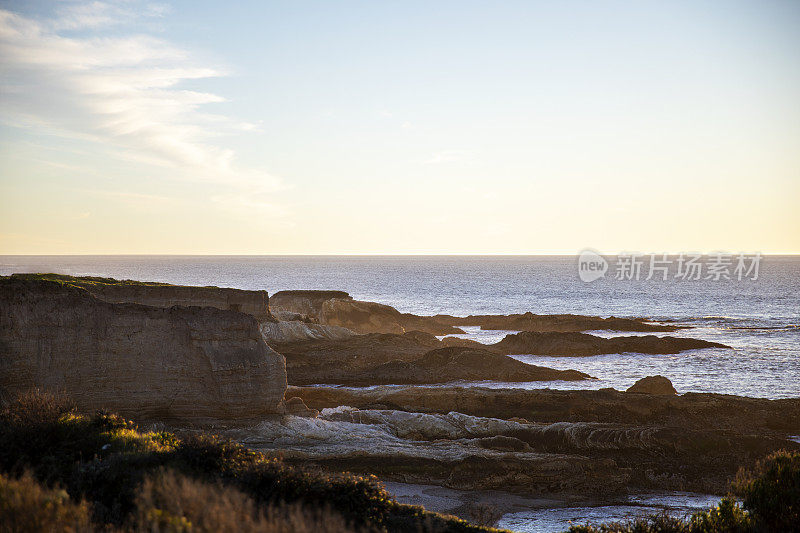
[{"xmin": 2, "ymin": 255, "xmax": 798, "ymax": 399}]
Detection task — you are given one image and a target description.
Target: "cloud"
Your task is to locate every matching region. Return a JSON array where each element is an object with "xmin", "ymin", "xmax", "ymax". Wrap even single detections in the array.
[
  {"xmin": 51, "ymin": 1, "xmax": 171, "ymax": 31},
  {"xmin": 0, "ymin": 2, "xmax": 283, "ymax": 197}
]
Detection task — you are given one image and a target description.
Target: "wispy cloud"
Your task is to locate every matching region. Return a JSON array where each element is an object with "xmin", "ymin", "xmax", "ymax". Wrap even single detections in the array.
[
  {"xmin": 0, "ymin": 2, "xmax": 283, "ymax": 197},
  {"xmin": 52, "ymin": 1, "xmax": 171, "ymax": 31}
]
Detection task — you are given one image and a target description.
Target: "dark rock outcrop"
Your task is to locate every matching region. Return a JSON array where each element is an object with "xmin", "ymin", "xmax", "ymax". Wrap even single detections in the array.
[
  {"xmin": 0, "ymin": 278, "xmax": 287, "ymax": 422},
  {"xmin": 493, "ymin": 331, "xmax": 729, "ymax": 356},
  {"xmin": 434, "ymin": 312, "xmax": 680, "ymax": 332},
  {"xmin": 303, "ymin": 346, "xmax": 591, "ymax": 386},
  {"xmin": 626, "ymin": 375, "xmax": 677, "ymax": 395},
  {"xmin": 275, "ymin": 331, "xmax": 590, "ymax": 385}
]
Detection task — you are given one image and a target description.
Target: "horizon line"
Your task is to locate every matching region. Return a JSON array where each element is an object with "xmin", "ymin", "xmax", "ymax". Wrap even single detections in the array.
[{"xmin": 2, "ymin": 253, "xmax": 799, "ymax": 257}]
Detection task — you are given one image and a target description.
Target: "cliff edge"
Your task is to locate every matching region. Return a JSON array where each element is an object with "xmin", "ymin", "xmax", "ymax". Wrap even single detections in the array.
[{"xmin": 0, "ymin": 278, "xmax": 287, "ymax": 422}]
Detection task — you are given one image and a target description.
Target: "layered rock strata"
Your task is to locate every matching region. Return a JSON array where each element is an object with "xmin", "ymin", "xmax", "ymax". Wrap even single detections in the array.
[
  {"xmin": 285, "ymin": 387, "xmax": 800, "ymax": 493},
  {"xmin": 0, "ymin": 278, "xmax": 287, "ymax": 421}
]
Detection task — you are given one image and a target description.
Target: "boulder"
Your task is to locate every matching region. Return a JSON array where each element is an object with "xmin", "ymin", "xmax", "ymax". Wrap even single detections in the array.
[
  {"xmin": 626, "ymin": 375, "xmax": 678, "ymax": 395},
  {"xmin": 0, "ymin": 278, "xmax": 287, "ymax": 422}
]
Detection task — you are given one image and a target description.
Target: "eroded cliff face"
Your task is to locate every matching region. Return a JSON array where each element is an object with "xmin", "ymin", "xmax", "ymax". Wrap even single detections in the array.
[
  {"xmin": 0, "ymin": 279, "xmax": 287, "ymax": 422},
  {"xmin": 270, "ymin": 290, "xmax": 462, "ymax": 335},
  {"xmin": 9, "ymin": 274, "xmax": 273, "ymax": 322}
]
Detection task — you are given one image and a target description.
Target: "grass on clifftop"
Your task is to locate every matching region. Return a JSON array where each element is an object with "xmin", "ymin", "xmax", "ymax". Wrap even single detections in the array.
[
  {"xmin": 6, "ymin": 273, "xmax": 220, "ymax": 289},
  {"xmin": 0, "ymin": 391, "xmax": 503, "ymax": 533}
]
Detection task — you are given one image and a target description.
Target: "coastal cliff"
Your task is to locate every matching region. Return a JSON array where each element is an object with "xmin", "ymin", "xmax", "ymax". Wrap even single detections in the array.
[
  {"xmin": 0, "ymin": 278, "xmax": 287, "ymax": 421},
  {"xmin": 9, "ymin": 273, "xmax": 273, "ymax": 322},
  {"xmin": 270, "ymin": 289, "xmax": 463, "ymax": 335}
]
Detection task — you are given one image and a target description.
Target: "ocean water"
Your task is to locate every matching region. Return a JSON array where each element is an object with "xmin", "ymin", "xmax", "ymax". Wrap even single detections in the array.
[{"xmin": 2, "ymin": 255, "xmax": 798, "ymax": 398}]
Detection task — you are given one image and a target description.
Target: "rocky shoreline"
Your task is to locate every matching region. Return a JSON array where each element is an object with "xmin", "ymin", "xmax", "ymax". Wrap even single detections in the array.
[{"xmin": 2, "ymin": 273, "xmax": 795, "ymax": 528}]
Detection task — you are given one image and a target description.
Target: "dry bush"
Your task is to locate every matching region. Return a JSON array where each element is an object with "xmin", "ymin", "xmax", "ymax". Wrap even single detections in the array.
[
  {"xmin": 133, "ymin": 468, "xmax": 364, "ymax": 533},
  {"xmin": 466, "ymin": 503, "xmax": 503, "ymax": 528},
  {"xmin": 0, "ymin": 388, "xmax": 75, "ymax": 425},
  {"xmin": 0, "ymin": 471, "xmax": 91, "ymax": 533}
]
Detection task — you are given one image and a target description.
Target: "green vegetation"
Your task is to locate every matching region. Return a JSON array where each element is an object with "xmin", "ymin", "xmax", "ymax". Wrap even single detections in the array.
[
  {"xmin": 0, "ymin": 391, "xmax": 501, "ymax": 532},
  {"xmin": 6, "ymin": 273, "xmax": 223, "ymax": 290},
  {"xmin": 6, "ymin": 273, "xmax": 178, "ymax": 287},
  {"xmin": 566, "ymin": 450, "xmax": 800, "ymax": 533}
]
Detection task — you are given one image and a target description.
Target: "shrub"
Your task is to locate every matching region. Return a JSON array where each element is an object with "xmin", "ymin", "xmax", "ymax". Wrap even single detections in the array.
[
  {"xmin": 689, "ymin": 498, "xmax": 751, "ymax": 533},
  {"xmin": 0, "ymin": 471, "xmax": 91, "ymax": 533},
  {"xmin": 0, "ymin": 391, "xmax": 498, "ymax": 532},
  {"xmin": 733, "ymin": 449, "xmax": 800, "ymax": 531},
  {"xmin": 132, "ymin": 468, "xmax": 362, "ymax": 532},
  {"xmin": 170, "ymin": 433, "xmax": 393, "ymax": 528},
  {"xmin": 567, "ymin": 513, "xmax": 689, "ymax": 533}
]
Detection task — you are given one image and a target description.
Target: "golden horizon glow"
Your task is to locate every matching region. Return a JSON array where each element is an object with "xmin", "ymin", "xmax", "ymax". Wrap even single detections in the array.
[{"xmin": 1, "ymin": 1, "xmax": 799, "ymax": 255}]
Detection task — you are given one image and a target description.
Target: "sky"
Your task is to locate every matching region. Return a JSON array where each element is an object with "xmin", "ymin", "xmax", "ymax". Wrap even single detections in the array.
[{"xmin": 0, "ymin": 0, "xmax": 798, "ymax": 255}]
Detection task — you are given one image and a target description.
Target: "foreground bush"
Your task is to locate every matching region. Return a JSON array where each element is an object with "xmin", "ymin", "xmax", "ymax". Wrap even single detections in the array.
[
  {"xmin": 733, "ymin": 449, "xmax": 800, "ymax": 531},
  {"xmin": 0, "ymin": 472, "xmax": 91, "ymax": 533},
  {"xmin": 133, "ymin": 468, "xmax": 363, "ymax": 532},
  {"xmin": 568, "ymin": 450, "xmax": 800, "ymax": 533},
  {"xmin": 0, "ymin": 391, "xmax": 495, "ymax": 532}
]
